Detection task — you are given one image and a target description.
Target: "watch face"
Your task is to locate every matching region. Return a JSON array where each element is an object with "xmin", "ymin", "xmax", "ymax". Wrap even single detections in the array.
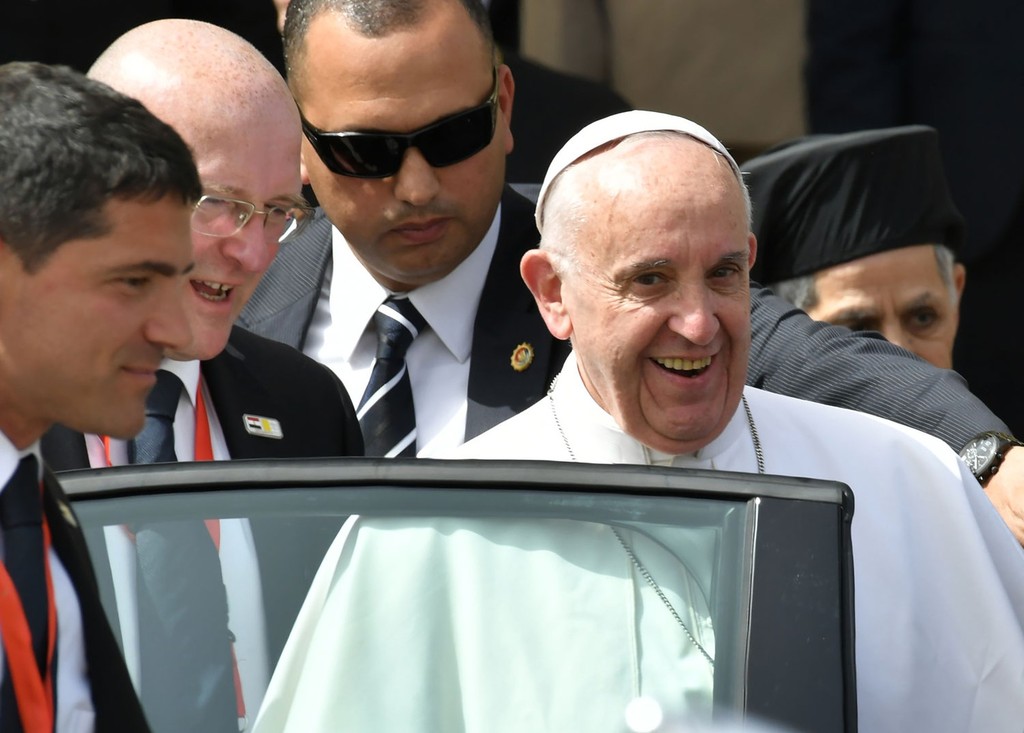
[{"xmin": 961, "ymin": 435, "xmax": 999, "ymax": 475}]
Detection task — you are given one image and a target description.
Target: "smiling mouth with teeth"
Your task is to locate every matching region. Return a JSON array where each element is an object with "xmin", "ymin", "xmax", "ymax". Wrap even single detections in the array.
[
  {"xmin": 192, "ymin": 280, "xmax": 233, "ymax": 302},
  {"xmin": 654, "ymin": 355, "xmax": 712, "ymax": 377}
]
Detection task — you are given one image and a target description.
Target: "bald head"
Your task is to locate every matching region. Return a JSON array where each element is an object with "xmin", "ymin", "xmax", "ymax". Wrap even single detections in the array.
[
  {"xmin": 88, "ymin": 19, "xmax": 307, "ymax": 362},
  {"xmin": 89, "ymin": 19, "xmax": 298, "ymax": 150}
]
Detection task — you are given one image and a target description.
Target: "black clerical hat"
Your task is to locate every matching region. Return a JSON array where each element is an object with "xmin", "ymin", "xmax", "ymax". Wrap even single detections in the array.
[{"xmin": 743, "ymin": 125, "xmax": 965, "ymax": 284}]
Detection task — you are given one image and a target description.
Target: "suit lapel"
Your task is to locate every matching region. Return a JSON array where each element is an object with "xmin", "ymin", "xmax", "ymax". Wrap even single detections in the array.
[
  {"xmin": 40, "ymin": 428, "xmax": 124, "ymax": 650},
  {"xmin": 203, "ymin": 328, "xmax": 307, "ymax": 459},
  {"xmin": 466, "ymin": 187, "xmax": 571, "ymax": 440},
  {"xmin": 42, "ymin": 471, "xmax": 151, "ymax": 731},
  {"xmin": 40, "ymin": 423, "xmax": 91, "ymax": 472}
]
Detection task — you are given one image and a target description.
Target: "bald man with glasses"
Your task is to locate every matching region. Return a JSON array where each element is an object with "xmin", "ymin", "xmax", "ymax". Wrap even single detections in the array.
[{"xmin": 40, "ymin": 19, "xmax": 363, "ymax": 733}]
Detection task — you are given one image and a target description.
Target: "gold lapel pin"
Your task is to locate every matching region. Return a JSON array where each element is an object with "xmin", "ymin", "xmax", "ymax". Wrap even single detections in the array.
[{"xmin": 510, "ymin": 342, "xmax": 535, "ymax": 372}]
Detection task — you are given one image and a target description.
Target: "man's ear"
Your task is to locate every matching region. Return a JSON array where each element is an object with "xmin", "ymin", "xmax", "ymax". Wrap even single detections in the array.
[
  {"xmin": 953, "ymin": 262, "xmax": 967, "ymax": 303},
  {"xmin": 300, "ymin": 145, "xmax": 312, "ymax": 186},
  {"xmin": 497, "ymin": 62, "xmax": 515, "ymax": 156},
  {"xmin": 747, "ymin": 233, "xmax": 758, "ymax": 271},
  {"xmin": 521, "ymin": 249, "xmax": 572, "ymax": 340}
]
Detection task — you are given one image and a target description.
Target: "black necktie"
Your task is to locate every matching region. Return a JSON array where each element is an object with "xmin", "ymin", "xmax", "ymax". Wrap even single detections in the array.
[
  {"xmin": 134, "ymin": 522, "xmax": 236, "ymax": 733},
  {"xmin": 0, "ymin": 455, "xmax": 50, "ymax": 733},
  {"xmin": 129, "ymin": 370, "xmax": 237, "ymax": 733},
  {"xmin": 129, "ymin": 370, "xmax": 183, "ymax": 464},
  {"xmin": 358, "ymin": 297, "xmax": 428, "ymax": 457}
]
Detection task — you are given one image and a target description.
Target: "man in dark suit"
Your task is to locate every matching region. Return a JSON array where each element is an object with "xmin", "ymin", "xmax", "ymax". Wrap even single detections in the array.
[
  {"xmin": 0, "ymin": 60, "xmax": 200, "ymax": 733},
  {"xmin": 39, "ymin": 20, "xmax": 362, "ymax": 733},
  {"xmin": 240, "ymin": 0, "xmax": 576, "ymax": 456},
  {"xmin": 240, "ymin": 0, "xmax": 1024, "ymax": 540}
]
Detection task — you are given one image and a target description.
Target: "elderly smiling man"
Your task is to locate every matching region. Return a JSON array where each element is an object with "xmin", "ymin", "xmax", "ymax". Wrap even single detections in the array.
[{"xmin": 255, "ymin": 112, "xmax": 1024, "ymax": 733}]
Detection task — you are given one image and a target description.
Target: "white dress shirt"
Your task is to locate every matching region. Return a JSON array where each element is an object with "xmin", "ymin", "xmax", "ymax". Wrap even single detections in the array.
[
  {"xmin": 0, "ymin": 434, "xmax": 93, "ymax": 733},
  {"xmin": 305, "ymin": 206, "xmax": 502, "ymax": 456},
  {"xmin": 84, "ymin": 358, "xmax": 269, "ymax": 720}
]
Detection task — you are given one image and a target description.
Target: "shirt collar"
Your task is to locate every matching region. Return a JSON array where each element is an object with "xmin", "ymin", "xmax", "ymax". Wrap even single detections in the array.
[
  {"xmin": 0, "ymin": 433, "xmax": 42, "ymax": 486},
  {"xmin": 158, "ymin": 358, "xmax": 201, "ymax": 408},
  {"xmin": 328, "ymin": 203, "xmax": 502, "ymax": 363}
]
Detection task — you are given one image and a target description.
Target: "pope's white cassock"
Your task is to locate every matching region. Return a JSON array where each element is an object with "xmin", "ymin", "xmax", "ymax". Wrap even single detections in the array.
[{"xmin": 255, "ymin": 352, "xmax": 1024, "ymax": 733}]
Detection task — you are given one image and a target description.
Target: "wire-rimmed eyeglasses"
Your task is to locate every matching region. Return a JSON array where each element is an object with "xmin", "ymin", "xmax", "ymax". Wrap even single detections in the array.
[{"xmin": 191, "ymin": 195, "xmax": 315, "ymax": 242}]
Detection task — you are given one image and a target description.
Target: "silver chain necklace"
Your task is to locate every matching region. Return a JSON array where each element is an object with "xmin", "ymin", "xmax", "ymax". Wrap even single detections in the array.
[{"xmin": 548, "ymin": 381, "xmax": 766, "ymax": 669}]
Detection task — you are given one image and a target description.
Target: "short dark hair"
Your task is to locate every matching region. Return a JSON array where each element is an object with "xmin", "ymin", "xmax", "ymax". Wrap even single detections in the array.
[
  {"xmin": 0, "ymin": 62, "xmax": 202, "ymax": 272},
  {"xmin": 283, "ymin": 0, "xmax": 494, "ymax": 87}
]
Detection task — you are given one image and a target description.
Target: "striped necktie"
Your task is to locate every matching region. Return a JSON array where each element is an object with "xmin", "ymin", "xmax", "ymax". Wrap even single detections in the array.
[{"xmin": 358, "ymin": 296, "xmax": 428, "ymax": 457}]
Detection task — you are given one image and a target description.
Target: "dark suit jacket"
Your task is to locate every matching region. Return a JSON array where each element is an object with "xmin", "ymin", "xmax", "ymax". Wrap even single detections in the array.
[
  {"xmin": 239, "ymin": 186, "xmax": 573, "ymax": 442},
  {"xmin": 41, "ymin": 469, "xmax": 152, "ymax": 732},
  {"xmin": 42, "ymin": 326, "xmax": 363, "ymax": 663}
]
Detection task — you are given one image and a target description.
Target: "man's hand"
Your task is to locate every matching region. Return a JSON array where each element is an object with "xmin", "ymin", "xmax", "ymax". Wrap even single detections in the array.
[{"xmin": 984, "ymin": 446, "xmax": 1024, "ymax": 546}]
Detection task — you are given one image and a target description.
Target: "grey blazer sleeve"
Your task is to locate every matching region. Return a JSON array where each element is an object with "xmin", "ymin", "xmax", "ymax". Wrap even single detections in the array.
[{"xmin": 748, "ymin": 284, "xmax": 1007, "ymax": 451}]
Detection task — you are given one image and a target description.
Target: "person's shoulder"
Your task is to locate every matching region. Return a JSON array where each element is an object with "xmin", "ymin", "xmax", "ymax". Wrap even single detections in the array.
[
  {"xmin": 746, "ymin": 387, "xmax": 972, "ymax": 512},
  {"xmin": 500, "ymin": 184, "xmax": 541, "ymax": 226},
  {"xmin": 252, "ymin": 207, "xmax": 333, "ymax": 286},
  {"xmin": 226, "ymin": 325, "xmax": 305, "ymax": 360},
  {"xmin": 745, "ymin": 387, "xmax": 959, "ymax": 462},
  {"xmin": 487, "ymin": 185, "xmax": 544, "ymax": 267},
  {"xmin": 289, "ymin": 205, "xmax": 334, "ymax": 244},
  {"xmin": 449, "ymin": 399, "xmax": 558, "ymax": 460},
  {"xmin": 224, "ymin": 326, "xmax": 341, "ymax": 388},
  {"xmin": 239, "ymin": 208, "xmax": 334, "ymax": 333},
  {"xmin": 217, "ymin": 327, "xmax": 359, "ymax": 450}
]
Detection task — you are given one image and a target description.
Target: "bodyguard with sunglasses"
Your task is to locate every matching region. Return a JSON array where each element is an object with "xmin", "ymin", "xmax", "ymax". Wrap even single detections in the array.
[
  {"xmin": 240, "ymin": 0, "xmax": 1024, "ymax": 546},
  {"xmin": 40, "ymin": 20, "xmax": 364, "ymax": 733},
  {"xmin": 241, "ymin": 0, "xmax": 571, "ymax": 457}
]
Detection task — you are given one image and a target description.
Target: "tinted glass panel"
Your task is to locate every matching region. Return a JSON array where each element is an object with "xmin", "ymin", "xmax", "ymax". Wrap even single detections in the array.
[{"xmin": 73, "ymin": 486, "xmax": 750, "ymax": 731}]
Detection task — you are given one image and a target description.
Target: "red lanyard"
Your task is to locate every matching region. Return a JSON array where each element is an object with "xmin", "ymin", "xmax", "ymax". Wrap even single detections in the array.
[
  {"xmin": 104, "ymin": 383, "xmax": 244, "ymax": 718},
  {"xmin": 0, "ymin": 480, "xmax": 57, "ymax": 733},
  {"xmin": 191, "ymin": 391, "xmax": 245, "ymax": 720}
]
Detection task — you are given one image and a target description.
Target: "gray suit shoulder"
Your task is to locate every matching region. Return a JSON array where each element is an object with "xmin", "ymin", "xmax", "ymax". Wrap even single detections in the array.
[{"xmin": 238, "ymin": 208, "xmax": 334, "ymax": 349}]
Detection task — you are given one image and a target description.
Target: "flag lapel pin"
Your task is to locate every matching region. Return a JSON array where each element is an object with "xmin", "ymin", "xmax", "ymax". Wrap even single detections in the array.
[{"xmin": 243, "ymin": 414, "xmax": 284, "ymax": 439}]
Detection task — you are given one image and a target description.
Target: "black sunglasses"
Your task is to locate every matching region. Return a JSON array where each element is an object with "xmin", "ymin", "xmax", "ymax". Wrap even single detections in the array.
[{"xmin": 301, "ymin": 69, "xmax": 499, "ymax": 179}]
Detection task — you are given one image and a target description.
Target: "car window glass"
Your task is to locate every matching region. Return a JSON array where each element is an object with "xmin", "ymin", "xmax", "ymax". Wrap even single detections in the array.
[{"xmin": 73, "ymin": 486, "xmax": 749, "ymax": 730}]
